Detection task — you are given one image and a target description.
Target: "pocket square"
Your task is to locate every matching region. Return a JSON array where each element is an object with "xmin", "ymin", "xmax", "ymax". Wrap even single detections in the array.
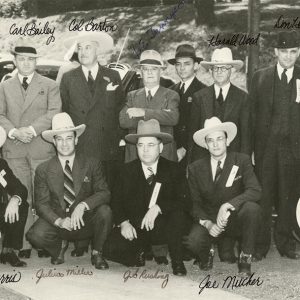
[
  {"xmin": 106, "ymin": 82, "xmax": 119, "ymax": 91},
  {"xmin": 103, "ymin": 76, "xmax": 111, "ymax": 83},
  {"xmin": 83, "ymin": 176, "xmax": 90, "ymax": 183}
]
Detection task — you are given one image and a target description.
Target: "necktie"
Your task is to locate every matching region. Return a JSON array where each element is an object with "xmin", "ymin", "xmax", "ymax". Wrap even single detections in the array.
[
  {"xmin": 281, "ymin": 69, "xmax": 288, "ymax": 85},
  {"xmin": 22, "ymin": 77, "xmax": 28, "ymax": 90},
  {"xmin": 87, "ymin": 70, "xmax": 95, "ymax": 95},
  {"xmin": 217, "ymin": 88, "xmax": 224, "ymax": 105},
  {"xmin": 214, "ymin": 161, "xmax": 222, "ymax": 183},
  {"xmin": 64, "ymin": 160, "xmax": 75, "ymax": 212},
  {"xmin": 147, "ymin": 90, "xmax": 152, "ymax": 103},
  {"xmin": 179, "ymin": 82, "xmax": 185, "ymax": 95},
  {"xmin": 146, "ymin": 167, "xmax": 155, "ymax": 185}
]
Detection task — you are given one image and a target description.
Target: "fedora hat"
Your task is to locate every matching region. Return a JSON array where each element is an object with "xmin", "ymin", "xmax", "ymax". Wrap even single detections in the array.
[
  {"xmin": 0, "ymin": 126, "xmax": 7, "ymax": 148},
  {"xmin": 275, "ymin": 31, "xmax": 299, "ymax": 49},
  {"xmin": 42, "ymin": 113, "xmax": 86, "ymax": 143},
  {"xmin": 168, "ymin": 44, "xmax": 203, "ymax": 65},
  {"xmin": 138, "ymin": 50, "xmax": 165, "ymax": 68},
  {"xmin": 200, "ymin": 47, "xmax": 243, "ymax": 70},
  {"xmin": 64, "ymin": 32, "xmax": 114, "ymax": 53},
  {"xmin": 193, "ymin": 117, "xmax": 237, "ymax": 148},
  {"xmin": 125, "ymin": 119, "xmax": 173, "ymax": 144},
  {"xmin": 11, "ymin": 37, "xmax": 41, "ymax": 58}
]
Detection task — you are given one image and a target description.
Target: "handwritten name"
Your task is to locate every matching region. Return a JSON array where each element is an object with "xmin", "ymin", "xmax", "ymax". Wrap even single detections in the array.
[
  {"xmin": 9, "ymin": 22, "xmax": 55, "ymax": 45},
  {"xmin": 199, "ymin": 273, "xmax": 264, "ymax": 295},
  {"xmin": 0, "ymin": 271, "xmax": 21, "ymax": 284},
  {"xmin": 35, "ymin": 266, "xmax": 93, "ymax": 284},
  {"xmin": 123, "ymin": 268, "xmax": 169, "ymax": 288},
  {"xmin": 69, "ymin": 17, "xmax": 118, "ymax": 33},
  {"xmin": 208, "ymin": 33, "xmax": 260, "ymax": 47},
  {"xmin": 274, "ymin": 15, "xmax": 300, "ymax": 30}
]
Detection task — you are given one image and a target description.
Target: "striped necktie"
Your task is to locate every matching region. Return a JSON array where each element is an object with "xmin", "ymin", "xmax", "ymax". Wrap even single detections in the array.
[
  {"xmin": 64, "ymin": 160, "xmax": 75, "ymax": 212},
  {"xmin": 147, "ymin": 167, "xmax": 155, "ymax": 185},
  {"xmin": 214, "ymin": 161, "xmax": 222, "ymax": 183}
]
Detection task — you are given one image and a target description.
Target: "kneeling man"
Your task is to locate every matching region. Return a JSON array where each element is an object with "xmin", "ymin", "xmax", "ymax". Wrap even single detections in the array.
[
  {"xmin": 185, "ymin": 117, "xmax": 261, "ymax": 275},
  {"xmin": 104, "ymin": 119, "xmax": 191, "ymax": 276},
  {"xmin": 26, "ymin": 113, "xmax": 112, "ymax": 269}
]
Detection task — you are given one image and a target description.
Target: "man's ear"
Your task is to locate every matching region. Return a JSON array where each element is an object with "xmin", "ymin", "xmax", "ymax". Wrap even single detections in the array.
[
  {"xmin": 159, "ymin": 142, "xmax": 163, "ymax": 153},
  {"xmin": 75, "ymin": 136, "xmax": 79, "ymax": 146},
  {"xmin": 274, "ymin": 48, "xmax": 278, "ymax": 57},
  {"xmin": 226, "ymin": 139, "xmax": 230, "ymax": 147}
]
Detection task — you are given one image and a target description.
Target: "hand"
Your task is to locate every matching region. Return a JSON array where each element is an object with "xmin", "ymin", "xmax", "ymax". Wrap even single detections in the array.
[
  {"xmin": 71, "ymin": 203, "xmax": 85, "ymax": 230},
  {"xmin": 177, "ymin": 147, "xmax": 187, "ymax": 162},
  {"xmin": 13, "ymin": 127, "xmax": 34, "ymax": 143},
  {"xmin": 120, "ymin": 221, "xmax": 137, "ymax": 241},
  {"xmin": 4, "ymin": 196, "xmax": 19, "ymax": 223},
  {"xmin": 126, "ymin": 107, "xmax": 145, "ymax": 119},
  {"xmin": 216, "ymin": 203, "xmax": 235, "ymax": 229},
  {"xmin": 209, "ymin": 223, "xmax": 224, "ymax": 237},
  {"xmin": 141, "ymin": 205, "xmax": 160, "ymax": 231},
  {"xmin": 60, "ymin": 217, "xmax": 72, "ymax": 231}
]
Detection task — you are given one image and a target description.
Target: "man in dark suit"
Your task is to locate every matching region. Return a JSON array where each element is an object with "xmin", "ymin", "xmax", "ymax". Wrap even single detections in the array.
[
  {"xmin": 0, "ymin": 126, "xmax": 28, "ymax": 267},
  {"xmin": 249, "ymin": 31, "xmax": 300, "ymax": 260},
  {"xmin": 26, "ymin": 113, "xmax": 112, "ymax": 269},
  {"xmin": 184, "ymin": 117, "xmax": 261, "ymax": 275},
  {"xmin": 168, "ymin": 44, "xmax": 206, "ymax": 169},
  {"xmin": 189, "ymin": 47, "xmax": 250, "ymax": 162},
  {"xmin": 104, "ymin": 119, "xmax": 191, "ymax": 276}
]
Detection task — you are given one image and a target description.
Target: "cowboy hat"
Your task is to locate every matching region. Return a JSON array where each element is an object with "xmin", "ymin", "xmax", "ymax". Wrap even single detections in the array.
[
  {"xmin": 137, "ymin": 50, "xmax": 166, "ymax": 68},
  {"xmin": 125, "ymin": 119, "xmax": 173, "ymax": 144},
  {"xmin": 193, "ymin": 117, "xmax": 237, "ymax": 148},
  {"xmin": 42, "ymin": 113, "xmax": 86, "ymax": 143},
  {"xmin": 0, "ymin": 126, "xmax": 7, "ymax": 148},
  {"xmin": 11, "ymin": 37, "xmax": 41, "ymax": 58},
  {"xmin": 168, "ymin": 44, "xmax": 203, "ymax": 65},
  {"xmin": 63, "ymin": 32, "xmax": 114, "ymax": 53},
  {"xmin": 200, "ymin": 47, "xmax": 243, "ymax": 70}
]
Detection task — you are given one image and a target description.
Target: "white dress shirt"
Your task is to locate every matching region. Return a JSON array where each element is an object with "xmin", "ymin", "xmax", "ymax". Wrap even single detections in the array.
[
  {"xmin": 82, "ymin": 64, "xmax": 99, "ymax": 81},
  {"xmin": 180, "ymin": 76, "xmax": 195, "ymax": 93},
  {"xmin": 211, "ymin": 155, "xmax": 226, "ymax": 182},
  {"xmin": 145, "ymin": 85, "xmax": 160, "ymax": 98},
  {"xmin": 214, "ymin": 82, "xmax": 231, "ymax": 101},
  {"xmin": 277, "ymin": 63, "xmax": 293, "ymax": 83}
]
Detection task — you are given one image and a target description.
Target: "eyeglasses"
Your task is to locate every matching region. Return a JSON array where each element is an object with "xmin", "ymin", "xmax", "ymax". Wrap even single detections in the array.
[
  {"xmin": 206, "ymin": 136, "xmax": 226, "ymax": 144},
  {"xmin": 137, "ymin": 143, "xmax": 160, "ymax": 149},
  {"xmin": 141, "ymin": 66, "xmax": 160, "ymax": 73},
  {"xmin": 212, "ymin": 66, "xmax": 232, "ymax": 72}
]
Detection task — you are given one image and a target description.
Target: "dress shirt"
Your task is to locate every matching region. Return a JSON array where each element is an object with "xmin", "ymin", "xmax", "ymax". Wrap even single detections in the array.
[
  {"xmin": 18, "ymin": 72, "xmax": 34, "ymax": 85},
  {"xmin": 214, "ymin": 82, "xmax": 231, "ymax": 101},
  {"xmin": 211, "ymin": 155, "xmax": 226, "ymax": 181},
  {"xmin": 180, "ymin": 76, "xmax": 195, "ymax": 93},
  {"xmin": 145, "ymin": 85, "xmax": 160, "ymax": 98},
  {"xmin": 277, "ymin": 63, "xmax": 293, "ymax": 83},
  {"xmin": 82, "ymin": 64, "xmax": 99, "ymax": 81},
  {"xmin": 141, "ymin": 160, "xmax": 158, "ymax": 178}
]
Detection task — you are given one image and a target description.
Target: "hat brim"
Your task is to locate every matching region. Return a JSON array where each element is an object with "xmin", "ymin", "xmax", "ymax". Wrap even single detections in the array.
[
  {"xmin": 167, "ymin": 56, "xmax": 203, "ymax": 65},
  {"xmin": 0, "ymin": 126, "xmax": 7, "ymax": 148},
  {"xmin": 200, "ymin": 60, "xmax": 244, "ymax": 70},
  {"xmin": 125, "ymin": 132, "xmax": 173, "ymax": 144},
  {"xmin": 297, "ymin": 198, "xmax": 300, "ymax": 228},
  {"xmin": 42, "ymin": 124, "xmax": 86, "ymax": 143},
  {"xmin": 137, "ymin": 63, "xmax": 166, "ymax": 69},
  {"xmin": 193, "ymin": 122, "xmax": 237, "ymax": 148},
  {"xmin": 11, "ymin": 50, "xmax": 41, "ymax": 58}
]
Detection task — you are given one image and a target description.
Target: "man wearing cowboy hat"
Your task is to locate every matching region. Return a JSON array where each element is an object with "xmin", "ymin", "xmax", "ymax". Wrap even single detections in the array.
[
  {"xmin": 168, "ymin": 44, "xmax": 206, "ymax": 168},
  {"xmin": 103, "ymin": 119, "xmax": 191, "ymax": 276},
  {"xmin": 249, "ymin": 31, "xmax": 300, "ymax": 260},
  {"xmin": 0, "ymin": 126, "xmax": 29, "ymax": 267},
  {"xmin": 120, "ymin": 50, "xmax": 179, "ymax": 163},
  {"xmin": 189, "ymin": 47, "xmax": 250, "ymax": 163},
  {"xmin": 0, "ymin": 38, "xmax": 61, "ymax": 259},
  {"xmin": 26, "ymin": 113, "xmax": 112, "ymax": 269},
  {"xmin": 184, "ymin": 117, "xmax": 261, "ymax": 275}
]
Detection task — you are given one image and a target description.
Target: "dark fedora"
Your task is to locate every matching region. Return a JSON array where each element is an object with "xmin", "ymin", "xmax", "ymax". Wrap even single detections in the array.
[
  {"xmin": 168, "ymin": 44, "xmax": 203, "ymax": 65},
  {"xmin": 275, "ymin": 31, "xmax": 299, "ymax": 49}
]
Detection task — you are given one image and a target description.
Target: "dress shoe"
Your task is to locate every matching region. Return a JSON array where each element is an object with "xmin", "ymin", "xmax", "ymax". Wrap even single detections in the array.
[
  {"xmin": 199, "ymin": 249, "xmax": 214, "ymax": 271},
  {"xmin": 238, "ymin": 252, "xmax": 252, "ymax": 276},
  {"xmin": 51, "ymin": 240, "xmax": 69, "ymax": 265},
  {"xmin": 71, "ymin": 247, "xmax": 88, "ymax": 257},
  {"xmin": 252, "ymin": 252, "xmax": 266, "ymax": 262},
  {"xmin": 145, "ymin": 250, "xmax": 154, "ymax": 261},
  {"xmin": 51, "ymin": 257, "xmax": 64, "ymax": 265},
  {"xmin": 172, "ymin": 261, "xmax": 187, "ymax": 276},
  {"xmin": 133, "ymin": 250, "xmax": 145, "ymax": 267},
  {"xmin": 220, "ymin": 254, "xmax": 237, "ymax": 264},
  {"xmin": 0, "ymin": 252, "xmax": 27, "ymax": 267},
  {"xmin": 18, "ymin": 249, "xmax": 31, "ymax": 259},
  {"xmin": 279, "ymin": 249, "xmax": 300, "ymax": 259},
  {"xmin": 38, "ymin": 249, "xmax": 51, "ymax": 258},
  {"xmin": 91, "ymin": 252, "xmax": 109, "ymax": 270},
  {"xmin": 154, "ymin": 256, "xmax": 168, "ymax": 265}
]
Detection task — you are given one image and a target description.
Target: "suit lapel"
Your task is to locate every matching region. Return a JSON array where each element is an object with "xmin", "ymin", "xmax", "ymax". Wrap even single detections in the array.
[
  {"xmin": 75, "ymin": 67, "xmax": 93, "ymax": 107},
  {"xmin": 10, "ymin": 76, "xmax": 24, "ymax": 109},
  {"xmin": 203, "ymin": 86, "xmax": 215, "ymax": 116},
  {"xmin": 268, "ymin": 66, "xmax": 276, "ymax": 108},
  {"xmin": 72, "ymin": 154, "xmax": 87, "ymax": 197},
  {"xmin": 223, "ymin": 84, "xmax": 236, "ymax": 120},
  {"xmin": 90, "ymin": 65, "xmax": 108, "ymax": 109},
  {"xmin": 22, "ymin": 72, "xmax": 41, "ymax": 114},
  {"xmin": 215, "ymin": 153, "xmax": 235, "ymax": 188}
]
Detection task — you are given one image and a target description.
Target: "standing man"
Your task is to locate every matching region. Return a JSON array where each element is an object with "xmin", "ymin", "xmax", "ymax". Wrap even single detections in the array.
[
  {"xmin": 249, "ymin": 31, "xmax": 300, "ymax": 259},
  {"xmin": 189, "ymin": 47, "xmax": 250, "ymax": 162},
  {"xmin": 119, "ymin": 50, "xmax": 179, "ymax": 163},
  {"xmin": 0, "ymin": 38, "xmax": 61, "ymax": 258},
  {"xmin": 185, "ymin": 117, "xmax": 261, "ymax": 275},
  {"xmin": 26, "ymin": 113, "xmax": 112, "ymax": 269},
  {"xmin": 168, "ymin": 44, "xmax": 206, "ymax": 168}
]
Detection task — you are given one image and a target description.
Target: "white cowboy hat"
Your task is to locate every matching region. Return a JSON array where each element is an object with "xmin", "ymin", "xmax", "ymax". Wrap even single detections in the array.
[
  {"xmin": 200, "ymin": 47, "xmax": 243, "ymax": 70},
  {"xmin": 137, "ymin": 50, "xmax": 166, "ymax": 68},
  {"xmin": 0, "ymin": 126, "xmax": 7, "ymax": 148},
  {"xmin": 193, "ymin": 117, "xmax": 237, "ymax": 148},
  {"xmin": 42, "ymin": 113, "xmax": 86, "ymax": 143},
  {"xmin": 125, "ymin": 119, "xmax": 173, "ymax": 144},
  {"xmin": 11, "ymin": 37, "xmax": 41, "ymax": 58},
  {"xmin": 63, "ymin": 32, "xmax": 114, "ymax": 53}
]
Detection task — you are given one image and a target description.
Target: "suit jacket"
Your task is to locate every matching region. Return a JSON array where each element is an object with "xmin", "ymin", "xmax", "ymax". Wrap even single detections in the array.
[
  {"xmin": 0, "ymin": 72, "xmax": 61, "ymax": 159},
  {"xmin": 188, "ymin": 152, "xmax": 261, "ymax": 222},
  {"xmin": 170, "ymin": 77, "xmax": 206, "ymax": 150},
  {"xmin": 34, "ymin": 154, "xmax": 110, "ymax": 225},
  {"xmin": 249, "ymin": 65, "xmax": 300, "ymax": 162},
  {"xmin": 189, "ymin": 84, "xmax": 251, "ymax": 162},
  {"xmin": 119, "ymin": 86, "xmax": 179, "ymax": 162},
  {"xmin": 112, "ymin": 157, "xmax": 191, "ymax": 227},
  {"xmin": 60, "ymin": 65, "xmax": 125, "ymax": 161}
]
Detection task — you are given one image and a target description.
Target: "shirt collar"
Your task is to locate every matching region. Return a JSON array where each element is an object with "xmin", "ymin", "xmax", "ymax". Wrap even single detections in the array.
[
  {"xmin": 141, "ymin": 160, "xmax": 159, "ymax": 178},
  {"xmin": 58, "ymin": 154, "xmax": 76, "ymax": 170},
  {"xmin": 180, "ymin": 76, "xmax": 195, "ymax": 92},
  {"xmin": 211, "ymin": 154, "xmax": 227, "ymax": 169},
  {"xmin": 214, "ymin": 82, "xmax": 231, "ymax": 100},
  {"xmin": 18, "ymin": 72, "xmax": 34, "ymax": 85},
  {"xmin": 277, "ymin": 63, "xmax": 294, "ymax": 83},
  {"xmin": 82, "ymin": 63, "xmax": 99, "ymax": 81},
  {"xmin": 145, "ymin": 85, "xmax": 160, "ymax": 97}
]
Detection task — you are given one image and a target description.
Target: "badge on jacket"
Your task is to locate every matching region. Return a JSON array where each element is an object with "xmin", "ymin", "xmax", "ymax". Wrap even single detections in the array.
[
  {"xmin": 225, "ymin": 165, "xmax": 239, "ymax": 187},
  {"xmin": 83, "ymin": 176, "xmax": 90, "ymax": 183},
  {"xmin": 0, "ymin": 169, "xmax": 7, "ymax": 187}
]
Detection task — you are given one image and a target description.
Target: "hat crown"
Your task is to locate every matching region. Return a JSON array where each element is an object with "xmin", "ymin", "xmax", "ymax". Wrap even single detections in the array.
[
  {"xmin": 175, "ymin": 44, "xmax": 196, "ymax": 57},
  {"xmin": 211, "ymin": 47, "xmax": 233, "ymax": 63},
  {"xmin": 203, "ymin": 117, "xmax": 223, "ymax": 131},
  {"xmin": 276, "ymin": 31, "xmax": 299, "ymax": 49},
  {"xmin": 139, "ymin": 50, "xmax": 164, "ymax": 67},
  {"xmin": 51, "ymin": 113, "xmax": 76, "ymax": 131},
  {"xmin": 136, "ymin": 119, "xmax": 161, "ymax": 136}
]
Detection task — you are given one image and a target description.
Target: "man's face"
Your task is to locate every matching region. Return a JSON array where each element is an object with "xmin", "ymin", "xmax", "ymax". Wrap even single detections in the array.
[
  {"xmin": 53, "ymin": 131, "xmax": 78, "ymax": 157},
  {"xmin": 141, "ymin": 66, "xmax": 161, "ymax": 87},
  {"xmin": 175, "ymin": 57, "xmax": 196, "ymax": 81},
  {"xmin": 205, "ymin": 130, "xmax": 228, "ymax": 160},
  {"xmin": 211, "ymin": 65, "xmax": 232, "ymax": 87},
  {"xmin": 275, "ymin": 47, "xmax": 300, "ymax": 69},
  {"xmin": 14, "ymin": 55, "xmax": 36, "ymax": 76},
  {"xmin": 77, "ymin": 41, "xmax": 98, "ymax": 67},
  {"xmin": 136, "ymin": 136, "xmax": 163, "ymax": 165}
]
